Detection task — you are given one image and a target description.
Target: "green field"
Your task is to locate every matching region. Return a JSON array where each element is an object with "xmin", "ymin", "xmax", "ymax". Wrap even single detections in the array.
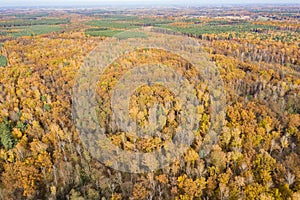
[
  {"xmin": 84, "ymin": 17, "xmax": 182, "ymax": 37},
  {"xmin": 84, "ymin": 17, "xmax": 279, "ymax": 39},
  {"xmin": 0, "ymin": 18, "xmax": 69, "ymax": 27},
  {"xmin": 0, "ymin": 16, "xmax": 67, "ymax": 38},
  {"xmin": 85, "ymin": 29, "xmax": 124, "ymax": 37},
  {"xmin": 160, "ymin": 23, "xmax": 277, "ymax": 36},
  {"xmin": 86, "ymin": 20, "xmax": 139, "ymax": 29},
  {"xmin": 2, "ymin": 12, "xmax": 49, "ymax": 19},
  {"xmin": 0, "ymin": 25, "xmax": 63, "ymax": 37},
  {"xmin": 85, "ymin": 28, "xmax": 147, "ymax": 39},
  {"xmin": 114, "ymin": 31, "xmax": 148, "ymax": 39}
]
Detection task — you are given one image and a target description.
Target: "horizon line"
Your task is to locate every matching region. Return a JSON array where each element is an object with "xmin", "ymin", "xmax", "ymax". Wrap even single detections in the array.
[{"xmin": 0, "ymin": 2, "xmax": 299, "ymax": 9}]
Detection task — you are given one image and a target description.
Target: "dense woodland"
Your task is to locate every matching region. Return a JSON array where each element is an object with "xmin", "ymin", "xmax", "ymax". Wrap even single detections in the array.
[{"xmin": 0, "ymin": 5, "xmax": 299, "ymax": 200}]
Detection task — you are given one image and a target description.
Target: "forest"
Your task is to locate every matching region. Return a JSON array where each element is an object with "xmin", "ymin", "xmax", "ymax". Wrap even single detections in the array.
[{"xmin": 0, "ymin": 5, "xmax": 299, "ymax": 200}]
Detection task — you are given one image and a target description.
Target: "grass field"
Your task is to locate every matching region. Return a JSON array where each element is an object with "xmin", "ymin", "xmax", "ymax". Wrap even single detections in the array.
[
  {"xmin": 85, "ymin": 29, "xmax": 124, "ymax": 37},
  {"xmin": 86, "ymin": 20, "xmax": 139, "ymax": 29},
  {"xmin": 160, "ymin": 23, "xmax": 276, "ymax": 35},
  {"xmin": 85, "ymin": 28, "xmax": 147, "ymax": 39},
  {"xmin": 0, "ymin": 25, "xmax": 63, "ymax": 37},
  {"xmin": 84, "ymin": 17, "xmax": 279, "ymax": 39},
  {"xmin": 114, "ymin": 31, "xmax": 148, "ymax": 39},
  {"xmin": 0, "ymin": 18, "xmax": 69, "ymax": 27}
]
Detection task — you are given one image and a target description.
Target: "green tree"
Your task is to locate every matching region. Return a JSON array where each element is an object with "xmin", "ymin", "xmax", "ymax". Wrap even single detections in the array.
[{"xmin": 0, "ymin": 119, "xmax": 16, "ymax": 150}]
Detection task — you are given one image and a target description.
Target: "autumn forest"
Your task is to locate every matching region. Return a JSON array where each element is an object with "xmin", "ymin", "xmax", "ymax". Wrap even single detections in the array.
[{"xmin": 0, "ymin": 4, "xmax": 299, "ymax": 200}]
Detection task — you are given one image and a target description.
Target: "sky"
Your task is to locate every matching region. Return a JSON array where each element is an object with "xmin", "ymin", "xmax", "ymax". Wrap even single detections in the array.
[{"xmin": 0, "ymin": 0, "xmax": 298, "ymax": 7}]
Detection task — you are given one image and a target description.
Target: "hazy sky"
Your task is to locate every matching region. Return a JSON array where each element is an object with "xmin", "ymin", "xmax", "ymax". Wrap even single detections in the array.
[{"xmin": 0, "ymin": 0, "xmax": 298, "ymax": 7}]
